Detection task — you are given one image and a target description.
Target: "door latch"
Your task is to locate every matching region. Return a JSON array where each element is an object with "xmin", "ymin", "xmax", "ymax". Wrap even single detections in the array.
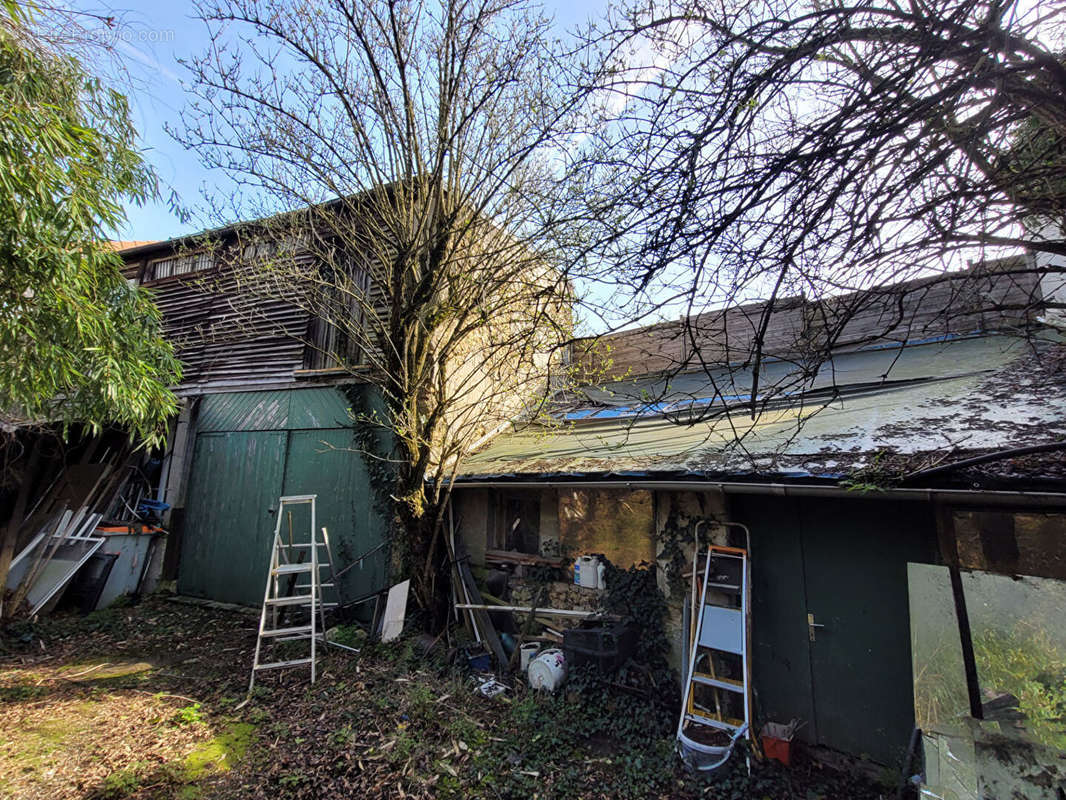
[{"xmin": 807, "ymin": 612, "xmax": 825, "ymax": 642}]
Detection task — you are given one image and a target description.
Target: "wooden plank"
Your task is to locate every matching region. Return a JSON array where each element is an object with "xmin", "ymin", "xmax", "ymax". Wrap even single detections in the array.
[
  {"xmin": 936, "ymin": 505, "xmax": 984, "ymax": 720},
  {"xmin": 451, "ymin": 536, "xmax": 509, "ymax": 672},
  {"xmin": 484, "ymin": 548, "xmax": 564, "ymax": 567}
]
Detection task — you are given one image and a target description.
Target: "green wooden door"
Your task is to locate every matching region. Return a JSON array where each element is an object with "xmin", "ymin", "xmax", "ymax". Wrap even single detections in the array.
[
  {"xmin": 178, "ymin": 431, "xmax": 287, "ymax": 605},
  {"xmin": 177, "ymin": 387, "xmax": 389, "ymax": 608},
  {"xmin": 282, "ymin": 429, "xmax": 388, "ymax": 602},
  {"xmin": 735, "ymin": 494, "xmax": 935, "ymax": 765},
  {"xmin": 742, "ymin": 496, "xmax": 819, "ymax": 739},
  {"xmin": 801, "ymin": 498, "xmax": 934, "ymax": 765}
]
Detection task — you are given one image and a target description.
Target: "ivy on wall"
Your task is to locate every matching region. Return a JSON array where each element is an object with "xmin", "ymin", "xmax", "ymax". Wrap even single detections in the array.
[
  {"xmin": 341, "ymin": 384, "xmax": 396, "ymax": 518},
  {"xmin": 338, "ymin": 383, "xmax": 398, "ymax": 581}
]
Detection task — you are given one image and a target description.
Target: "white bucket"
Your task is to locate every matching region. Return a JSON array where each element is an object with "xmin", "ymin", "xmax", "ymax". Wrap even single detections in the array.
[
  {"xmin": 578, "ymin": 555, "xmax": 599, "ymax": 588},
  {"xmin": 519, "ymin": 642, "xmax": 541, "ymax": 672},
  {"xmin": 527, "ymin": 648, "xmax": 567, "ymax": 692}
]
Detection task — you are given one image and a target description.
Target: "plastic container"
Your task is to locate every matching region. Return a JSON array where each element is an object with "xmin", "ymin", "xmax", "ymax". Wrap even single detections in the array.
[
  {"xmin": 577, "ymin": 555, "xmax": 599, "ymax": 588},
  {"xmin": 519, "ymin": 642, "xmax": 541, "ymax": 671},
  {"xmin": 573, "ymin": 558, "xmax": 581, "ymax": 585},
  {"xmin": 678, "ymin": 723, "xmax": 745, "ymax": 772},
  {"xmin": 527, "ymin": 648, "xmax": 567, "ymax": 691},
  {"xmin": 761, "ymin": 734, "xmax": 792, "ymax": 766},
  {"xmin": 596, "ymin": 561, "xmax": 606, "ymax": 590},
  {"xmin": 760, "ymin": 721, "xmax": 797, "ymax": 766},
  {"xmin": 563, "ymin": 620, "xmax": 638, "ymax": 671},
  {"xmin": 467, "ymin": 651, "xmax": 491, "ymax": 672}
]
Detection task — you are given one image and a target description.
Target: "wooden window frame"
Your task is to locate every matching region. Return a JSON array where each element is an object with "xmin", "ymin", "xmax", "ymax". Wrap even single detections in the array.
[{"xmin": 302, "ymin": 261, "xmax": 370, "ymax": 372}]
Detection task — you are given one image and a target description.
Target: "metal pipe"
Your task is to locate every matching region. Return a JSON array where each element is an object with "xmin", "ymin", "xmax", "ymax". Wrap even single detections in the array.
[
  {"xmin": 686, "ymin": 522, "xmax": 703, "ymax": 706},
  {"xmin": 446, "ymin": 479, "xmax": 1066, "ymax": 507},
  {"xmin": 454, "ymin": 603, "xmax": 605, "ymax": 618}
]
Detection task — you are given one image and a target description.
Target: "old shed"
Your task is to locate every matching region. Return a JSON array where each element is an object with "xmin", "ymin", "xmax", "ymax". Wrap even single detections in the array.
[{"xmin": 450, "ymin": 330, "xmax": 1066, "ymax": 768}]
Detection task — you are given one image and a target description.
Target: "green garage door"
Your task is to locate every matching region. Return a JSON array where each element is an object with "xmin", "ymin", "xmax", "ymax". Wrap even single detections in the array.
[{"xmin": 178, "ymin": 387, "xmax": 388, "ymax": 606}]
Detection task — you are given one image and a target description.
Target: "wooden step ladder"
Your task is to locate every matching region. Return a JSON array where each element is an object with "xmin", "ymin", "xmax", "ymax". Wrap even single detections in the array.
[
  {"xmin": 677, "ymin": 536, "xmax": 752, "ymax": 771},
  {"xmin": 244, "ymin": 495, "xmax": 339, "ymax": 697}
]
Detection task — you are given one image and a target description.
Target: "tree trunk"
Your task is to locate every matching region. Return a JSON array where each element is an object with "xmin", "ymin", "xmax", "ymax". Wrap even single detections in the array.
[{"xmin": 392, "ymin": 497, "xmax": 451, "ymax": 632}]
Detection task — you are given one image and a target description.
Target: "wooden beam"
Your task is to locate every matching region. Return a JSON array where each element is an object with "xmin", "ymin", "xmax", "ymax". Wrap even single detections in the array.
[
  {"xmin": 451, "ymin": 535, "xmax": 509, "ymax": 672},
  {"xmin": 484, "ymin": 548, "xmax": 564, "ymax": 567},
  {"xmin": 936, "ymin": 505, "xmax": 984, "ymax": 720}
]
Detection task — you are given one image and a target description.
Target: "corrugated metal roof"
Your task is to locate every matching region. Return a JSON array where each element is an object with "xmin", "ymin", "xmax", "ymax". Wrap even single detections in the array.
[
  {"xmin": 462, "ymin": 335, "xmax": 1066, "ymax": 479},
  {"xmin": 195, "ymin": 387, "xmax": 354, "ymax": 432}
]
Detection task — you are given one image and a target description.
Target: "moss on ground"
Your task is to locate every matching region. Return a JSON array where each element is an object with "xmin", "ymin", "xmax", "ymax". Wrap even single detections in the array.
[
  {"xmin": 94, "ymin": 721, "xmax": 256, "ymax": 799},
  {"xmin": 61, "ymin": 659, "xmax": 156, "ymax": 680},
  {"xmin": 180, "ymin": 721, "xmax": 256, "ymax": 779}
]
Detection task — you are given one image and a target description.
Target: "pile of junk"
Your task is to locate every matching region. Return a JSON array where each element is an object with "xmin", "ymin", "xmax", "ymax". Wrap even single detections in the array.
[
  {"xmin": 448, "ymin": 520, "xmax": 795, "ymax": 777},
  {"xmin": 1, "ymin": 429, "xmax": 171, "ymax": 619},
  {"xmin": 448, "ymin": 532, "xmax": 638, "ymax": 700}
]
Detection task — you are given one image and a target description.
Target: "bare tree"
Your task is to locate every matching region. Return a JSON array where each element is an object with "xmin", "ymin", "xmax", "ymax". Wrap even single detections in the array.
[
  {"xmin": 565, "ymin": 0, "xmax": 1066, "ymax": 424},
  {"xmin": 176, "ymin": 0, "xmax": 584, "ymax": 618}
]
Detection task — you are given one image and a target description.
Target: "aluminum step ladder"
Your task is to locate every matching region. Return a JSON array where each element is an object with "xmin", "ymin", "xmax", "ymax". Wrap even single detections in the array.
[
  {"xmin": 245, "ymin": 495, "xmax": 339, "ymax": 697},
  {"xmin": 677, "ymin": 540, "xmax": 752, "ymax": 771}
]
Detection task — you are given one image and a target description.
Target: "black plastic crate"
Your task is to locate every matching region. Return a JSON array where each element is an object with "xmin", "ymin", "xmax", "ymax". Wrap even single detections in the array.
[
  {"xmin": 563, "ymin": 620, "xmax": 638, "ymax": 672},
  {"xmin": 706, "ymin": 554, "xmax": 743, "ymax": 590}
]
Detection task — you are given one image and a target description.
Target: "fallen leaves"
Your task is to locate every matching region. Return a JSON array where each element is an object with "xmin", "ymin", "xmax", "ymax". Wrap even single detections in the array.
[{"xmin": 1, "ymin": 597, "xmax": 893, "ymax": 800}]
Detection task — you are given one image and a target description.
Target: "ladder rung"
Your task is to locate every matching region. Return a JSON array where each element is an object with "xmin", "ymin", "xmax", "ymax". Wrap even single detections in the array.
[
  {"xmin": 706, "ymin": 582, "xmax": 740, "ymax": 591},
  {"xmin": 272, "ymin": 597, "xmax": 338, "ymax": 610},
  {"xmin": 277, "ymin": 542, "xmax": 327, "ymax": 548},
  {"xmin": 255, "ymin": 658, "xmax": 313, "ymax": 671},
  {"xmin": 261, "ymin": 625, "xmax": 313, "ymax": 637},
  {"xmin": 295, "ymin": 582, "xmax": 333, "ymax": 589},
  {"xmin": 691, "ymin": 673, "xmax": 745, "ymax": 692},
  {"xmin": 272, "ymin": 563, "xmax": 315, "ymax": 575},
  {"xmin": 685, "ymin": 712, "xmax": 744, "ymax": 731}
]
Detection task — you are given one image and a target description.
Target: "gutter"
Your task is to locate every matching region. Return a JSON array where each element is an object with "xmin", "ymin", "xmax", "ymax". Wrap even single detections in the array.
[{"xmin": 445, "ymin": 478, "xmax": 1066, "ymax": 508}]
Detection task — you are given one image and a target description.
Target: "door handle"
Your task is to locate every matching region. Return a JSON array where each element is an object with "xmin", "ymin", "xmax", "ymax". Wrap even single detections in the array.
[{"xmin": 807, "ymin": 612, "xmax": 825, "ymax": 642}]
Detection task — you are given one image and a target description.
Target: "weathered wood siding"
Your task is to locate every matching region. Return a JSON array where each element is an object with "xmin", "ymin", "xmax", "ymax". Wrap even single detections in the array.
[{"xmin": 122, "ymin": 252, "xmax": 313, "ymax": 394}]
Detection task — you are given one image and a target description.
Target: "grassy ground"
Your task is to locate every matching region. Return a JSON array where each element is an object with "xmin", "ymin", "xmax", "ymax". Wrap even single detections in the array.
[{"xmin": 0, "ymin": 597, "xmax": 895, "ymax": 799}]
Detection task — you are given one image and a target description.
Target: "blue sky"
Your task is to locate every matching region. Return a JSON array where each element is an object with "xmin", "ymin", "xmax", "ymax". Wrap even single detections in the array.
[{"xmin": 69, "ymin": 1, "xmax": 609, "ymax": 242}]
